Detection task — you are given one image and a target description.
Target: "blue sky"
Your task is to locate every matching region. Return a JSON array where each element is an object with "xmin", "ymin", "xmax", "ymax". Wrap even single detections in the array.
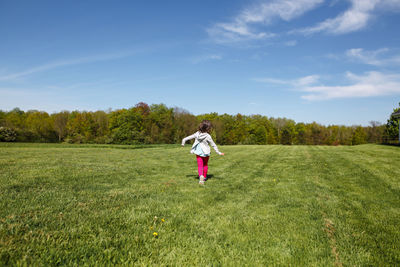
[{"xmin": 1, "ymin": 0, "xmax": 400, "ymax": 125}]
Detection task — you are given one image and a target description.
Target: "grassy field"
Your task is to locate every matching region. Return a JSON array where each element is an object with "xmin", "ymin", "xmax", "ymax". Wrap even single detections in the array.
[{"xmin": 0, "ymin": 143, "xmax": 399, "ymax": 266}]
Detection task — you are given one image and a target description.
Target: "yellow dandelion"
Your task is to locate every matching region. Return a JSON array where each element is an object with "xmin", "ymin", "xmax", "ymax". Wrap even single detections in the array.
[
  {"xmin": 153, "ymin": 232, "xmax": 158, "ymax": 238},
  {"xmin": 161, "ymin": 218, "xmax": 165, "ymax": 223}
]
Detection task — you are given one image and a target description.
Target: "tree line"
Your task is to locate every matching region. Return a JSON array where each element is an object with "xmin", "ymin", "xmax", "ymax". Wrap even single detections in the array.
[{"xmin": 0, "ymin": 102, "xmax": 398, "ymax": 145}]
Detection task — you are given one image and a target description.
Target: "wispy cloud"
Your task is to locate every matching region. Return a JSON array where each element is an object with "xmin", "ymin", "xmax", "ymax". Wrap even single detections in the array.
[
  {"xmin": 253, "ymin": 77, "xmax": 290, "ymax": 85},
  {"xmin": 190, "ymin": 54, "xmax": 223, "ymax": 64},
  {"xmin": 207, "ymin": 23, "xmax": 274, "ymax": 44},
  {"xmin": 294, "ymin": 0, "xmax": 400, "ymax": 35},
  {"xmin": 254, "ymin": 71, "xmax": 400, "ymax": 100},
  {"xmin": 207, "ymin": 0, "xmax": 323, "ymax": 43},
  {"xmin": 0, "ymin": 51, "xmax": 136, "ymax": 81},
  {"xmin": 253, "ymin": 75, "xmax": 320, "ymax": 86},
  {"xmin": 284, "ymin": 40, "xmax": 298, "ymax": 47},
  {"xmin": 301, "ymin": 71, "xmax": 400, "ymax": 100},
  {"xmin": 346, "ymin": 47, "xmax": 400, "ymax": 66}
]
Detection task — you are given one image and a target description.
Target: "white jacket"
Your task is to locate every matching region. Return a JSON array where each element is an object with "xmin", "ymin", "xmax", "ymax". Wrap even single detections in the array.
[{"xmin": 181, "ymin": 131, "xmax": 222, "ymax": 155}]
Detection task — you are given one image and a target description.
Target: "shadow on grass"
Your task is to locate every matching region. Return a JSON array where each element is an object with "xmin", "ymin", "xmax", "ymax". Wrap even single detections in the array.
[
  {"xmin": 186, "ymin": 174, "xmax": 215, "ymax": 180},
  {"xmin": 381, "ymin": 143, "xmax": 400, "ymax": 147}
]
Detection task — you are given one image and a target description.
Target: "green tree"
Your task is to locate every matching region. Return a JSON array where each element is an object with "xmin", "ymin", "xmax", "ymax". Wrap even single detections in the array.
[
  {"xmin": 270, "ymin": 117, "xmax": 287, "ymax": 143},
  {"xmin": 4, "ymin": 108, "xmax": 30, "ymax": 141},
  {"xmin": 233, "ymin": 114, "xmax": 248, "ymax": 144},
  {"xmin": 109, "ymin": 108, "xmax": 144, "ymax": 144},
  {"xmin": 52, "ymin": 111, "xmax": 70, "ymax": 142},
  {"xmin": 295, "ymin": 123, "xmax": 307, "ymax": 145},
  {"xmin": 92, "ymin": 111, "xmax": 109, "ymax": 143},
  {"xmin": 280, "ymin": 121, "xmax": 296, "ymax": 145},
  {"xmin": 338, "ymin": 126, "xmax": 353, "ymax": 145},
  {"xmin": 148, "ymin": 104, "xmax": 175, "ymax": 143},
  {"xmin": 352, "ymin": 126, "xmax": 367, "ymax": 145},
  {"xmin": 219, "ymin": 114, "xmax": 236, "ymax": 145},
  {"xmin": 366, "ymin": 121, "xmax": 384, "ymax": 143},
  {"xmin": 173, "ymin": 108, "xmax": 197, "ymax": 143},
  {"xmin": 66, "ymin": 111, "xmax": 97, "ymax": 143},
  {"xmin": 325, "ymin": 125, "xmax": 339, "ymax": 145},
  {"xmin": 384, "ymin": 103, "xmax": 400, "ymax": 143},
  {"xmin": 265, "ymin": 119, "xmax": 277, "ymax": 144},
  {"xmin": 0, "ymin": 127, "xmax": 17, "ymax": 142},
  {"xmin": 0, "ymin": 110, "xmax": 6, "ymax": 127},
  {"xmin": 25, "ymin": 111, "xmax": 56, "ymax": 142},
  {"xmin": 5, "ymin": 108, "xmax": 25, "ymax": 129},
  {"xmin": 307, "ymin": 122, "xmax": 326, "ymax": 145},
  {"xmin": 244, "ymin": 115, "xmax": 268, "ymax": 145},
  {"xmin": 252, "ymin": 125, "xmax": 267, "ymax": 144}
]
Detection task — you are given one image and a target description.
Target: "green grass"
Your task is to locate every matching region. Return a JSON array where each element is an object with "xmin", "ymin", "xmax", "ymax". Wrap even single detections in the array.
[{"xmin": 1, "ymin": 143, "xmax": 399, "ymax": 266}]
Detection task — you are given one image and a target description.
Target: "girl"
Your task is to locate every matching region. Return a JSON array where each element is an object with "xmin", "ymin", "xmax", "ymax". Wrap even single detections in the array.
[{"xmin": 181, "ymin": 120, "xmax": 224, "ymax": 185}]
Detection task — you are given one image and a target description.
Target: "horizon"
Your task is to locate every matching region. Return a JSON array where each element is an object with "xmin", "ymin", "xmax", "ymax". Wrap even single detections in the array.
[{"xmin": 1, "ymin": 0, "xmax": 400, "ymax": 126}]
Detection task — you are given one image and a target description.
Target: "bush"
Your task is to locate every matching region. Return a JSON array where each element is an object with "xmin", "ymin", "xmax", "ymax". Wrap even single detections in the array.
[{"xmin": 0, "ymin": 127, "xmax": 17, "ymax": 142}]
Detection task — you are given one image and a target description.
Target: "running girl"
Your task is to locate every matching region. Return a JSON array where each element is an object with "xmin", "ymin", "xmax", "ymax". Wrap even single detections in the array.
[{"xmin": 181, "ymin": 120, "xmax": 224, "ymax": 185}]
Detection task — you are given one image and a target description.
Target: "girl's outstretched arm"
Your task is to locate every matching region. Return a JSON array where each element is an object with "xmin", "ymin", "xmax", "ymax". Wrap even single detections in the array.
[
  {"xmin": 208, "ymin": 137, "xmax": 224, "ymax": 155},
  {"xmin": 181, "ymin": 133, "xmax": 197, "ymax": 146}
]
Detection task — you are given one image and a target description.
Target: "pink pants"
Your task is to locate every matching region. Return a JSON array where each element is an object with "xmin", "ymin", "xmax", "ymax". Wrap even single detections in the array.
[{"xmin": 196, "ymin": 155, "xmax": 209, "ymax": 178}]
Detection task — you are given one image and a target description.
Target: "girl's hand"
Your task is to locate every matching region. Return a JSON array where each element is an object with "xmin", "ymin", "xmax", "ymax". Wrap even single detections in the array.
[{"xmin": 220, "ymin": 153, "xmax": 225, "ymax": 156}]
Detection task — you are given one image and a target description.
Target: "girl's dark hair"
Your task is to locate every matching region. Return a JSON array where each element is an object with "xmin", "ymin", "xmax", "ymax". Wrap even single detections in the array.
[{"xmin": 198, "ymin": 120, "xmax": 212, "ymax": 133}]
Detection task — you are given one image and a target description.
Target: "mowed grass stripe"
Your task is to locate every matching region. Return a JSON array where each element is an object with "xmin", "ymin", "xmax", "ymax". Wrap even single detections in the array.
[
  {"xmin": 308, "ymin": 145, "xmax": 400, "ymax": 266},
  {"xmin": 330, "ymin": 146, "xmax": 400, "ymax": 265},
  {"xmin": 259, "ymin": 146, "xmax": 334, "ymax": 266},
  {"xmin": 157, "ymin": 146, "xmax": 285, "ymax": 265}
]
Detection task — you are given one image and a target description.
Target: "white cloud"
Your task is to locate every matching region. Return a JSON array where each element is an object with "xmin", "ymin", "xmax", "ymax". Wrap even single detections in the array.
[
  {"xmin": 346, "ymin": 47, "xmax": 400, "ymax": 66},
  {"xmin": 254, "ymin": 71, "xmax": 400, "ymax": 100},
  {"xmin": 301, "ymin": 71, "xmax": 400, "ymax": 100},
  {"xmin": 241, "ymin": 0, "xmax": 324, "ymax": 22},
  {"xmin": 0, "ymin": 51, "xmax": 136, "ymax": 81},
  {"xmin": 190, "ymin": 54, "xmax": 223, "ymax": 64},
  {"xmin": 253, "ymin": 75, "xmax": 320, "ymax": 86},
  {"xmin": 207, "ymin": 23, "xmax": 274, "ymax": 44},
  {"xmin": 284, "ymin": 40, "xmax": 298, "ymax": 46},
  {"xmin": 296, "ymin": 75, "xmax": 320, "ymax": 86},
  {"xmin": 379, "ymin": 0, "xmax": 400, "ymax": 10},
  {"xmin": 295, "ymin": 0, "xmax": 400, "ymax": 35},
  {"xmin": 207, "ymin": 0, "xmax": 323, "ymax": 43},
  {"xmin": 253, "ymin": 77, "xmax": 291, "ymax": 84}
]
